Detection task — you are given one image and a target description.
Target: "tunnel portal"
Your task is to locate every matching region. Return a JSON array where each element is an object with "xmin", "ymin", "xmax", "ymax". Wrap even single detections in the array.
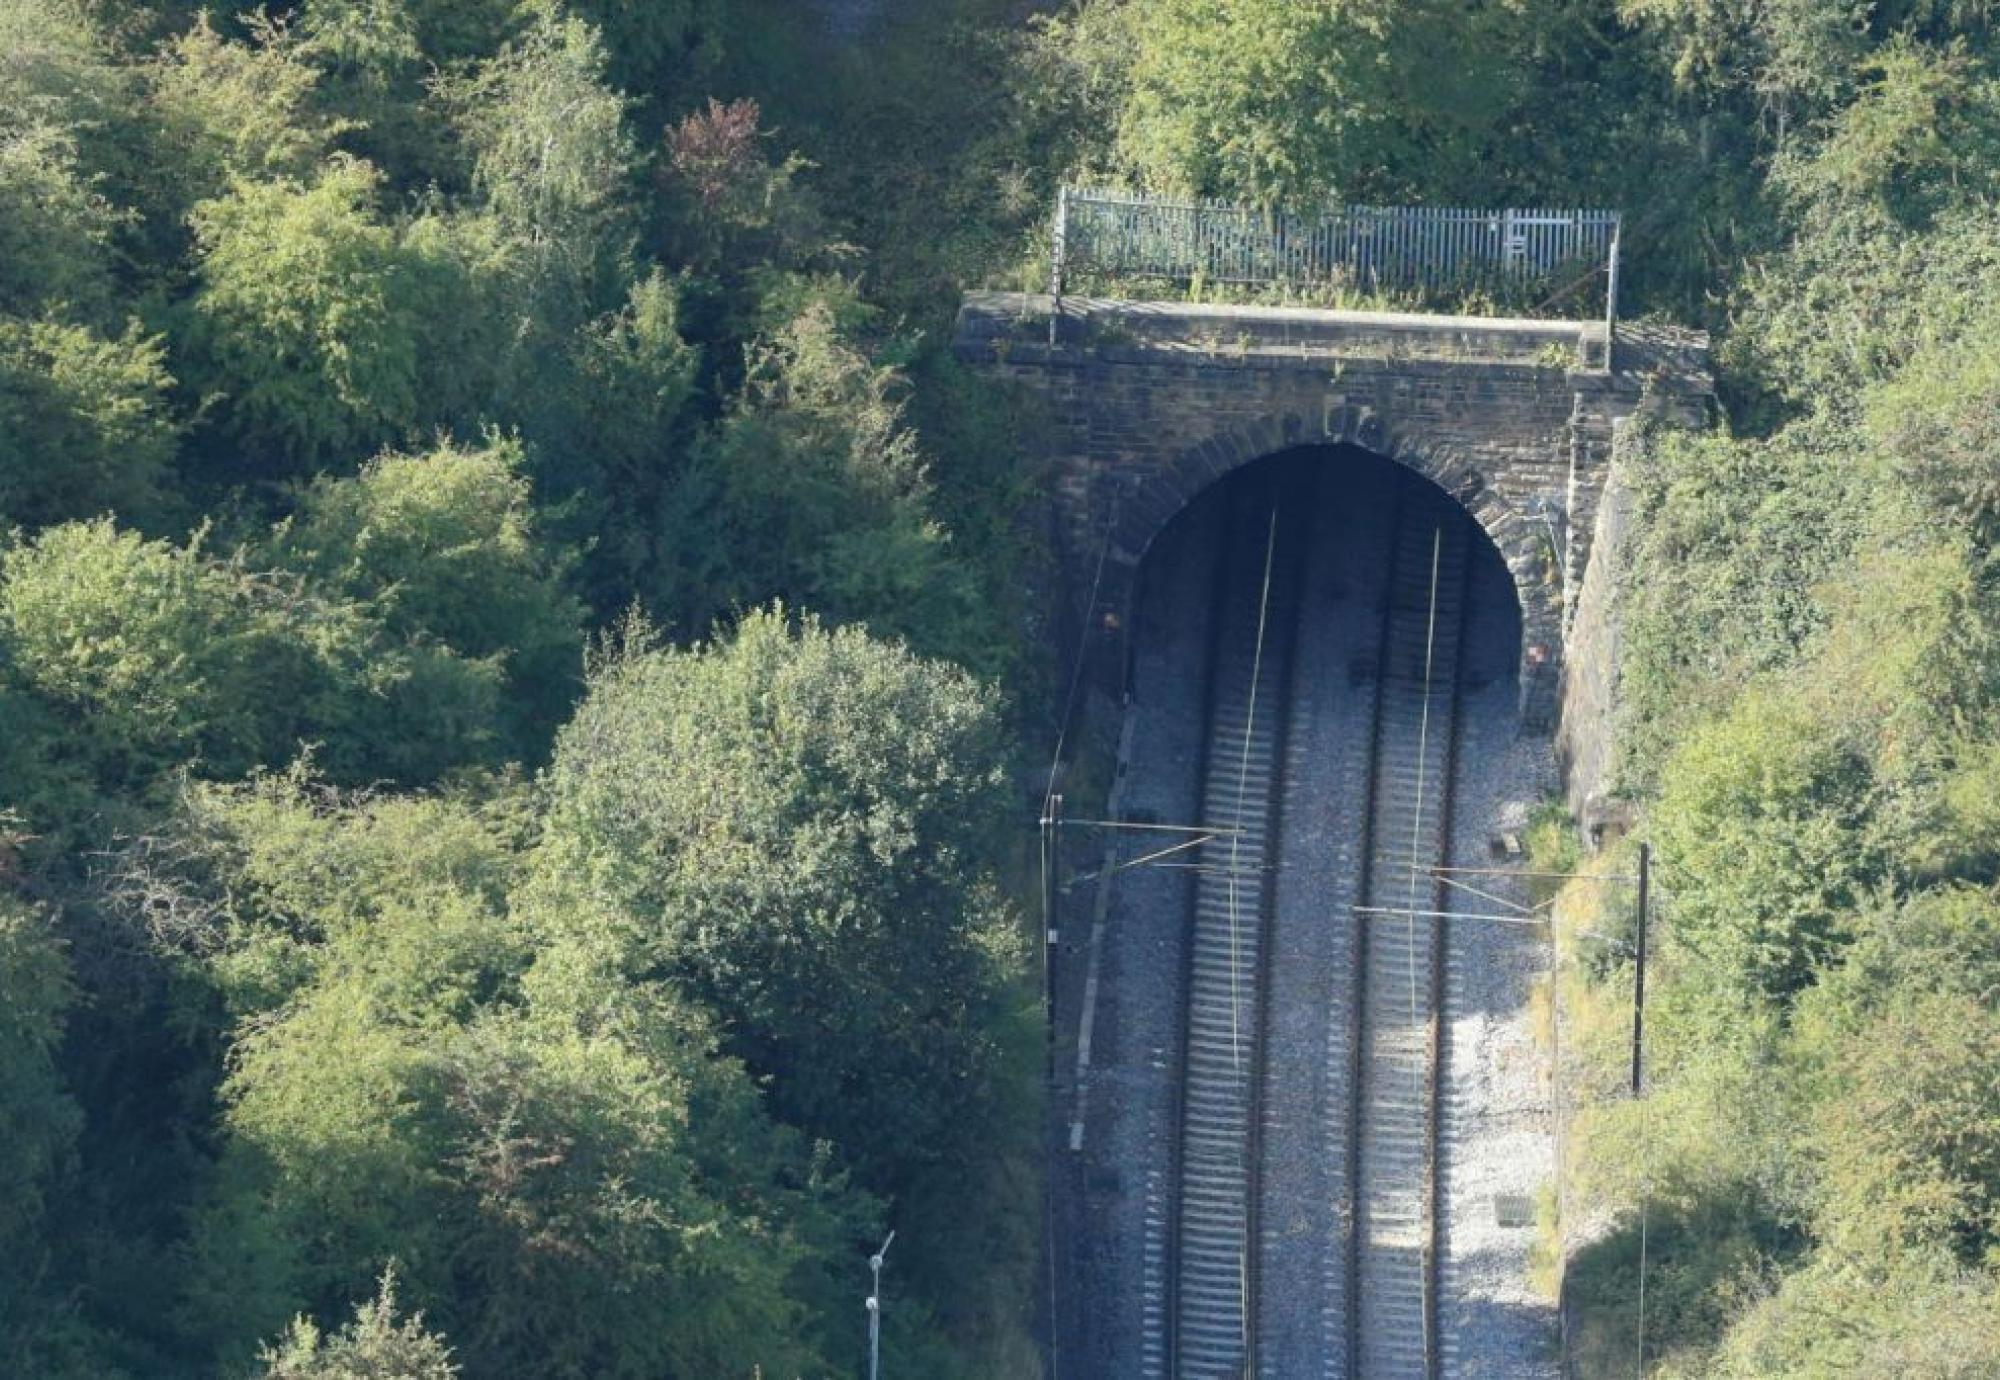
[
  {"xmin": 968, "ymin": 291, "xmax": 1712, "ymax": 1377},
  {"xmin": 1055, "ymin": 444, "xmax": 1548, "ymax": 1378}
]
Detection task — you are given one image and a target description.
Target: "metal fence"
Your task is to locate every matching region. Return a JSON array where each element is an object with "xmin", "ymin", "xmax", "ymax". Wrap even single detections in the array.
[{"xmin": 1052, "ymin": 186, "xmax": 1622, "ymax": 328}]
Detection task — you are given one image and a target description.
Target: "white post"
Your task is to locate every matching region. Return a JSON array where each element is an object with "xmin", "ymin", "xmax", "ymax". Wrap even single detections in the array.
[{"xmin": 1605, "ymin": 214, "xmax": 1622, "ymax": 372}]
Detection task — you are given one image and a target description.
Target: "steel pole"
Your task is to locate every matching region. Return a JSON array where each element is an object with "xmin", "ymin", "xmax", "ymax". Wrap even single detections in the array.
[
  {"xmin": 1042, "ymin": 794, "xmax": 1063, "ymax": 1085},
  {"xmin": 1630, "ymin": 843, "xmax": 1649, "ymax": 1096},
  {"xmin": 867, "ymin": 1230, "xmax": 894, "ymax": 1380},
  {"xmin": 867, "ymin": 1285, "xmax": 879, "ymax": 1380}
]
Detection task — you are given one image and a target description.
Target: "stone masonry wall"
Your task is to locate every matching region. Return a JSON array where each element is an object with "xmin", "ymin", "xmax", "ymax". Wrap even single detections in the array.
[
  {"xmin": 1555, "ymin": 453, "xmax": 1638, "ymax": 840},
  {"xmin": 955, "ymin": 292, "xmax": 1711, "ymax": 732}
]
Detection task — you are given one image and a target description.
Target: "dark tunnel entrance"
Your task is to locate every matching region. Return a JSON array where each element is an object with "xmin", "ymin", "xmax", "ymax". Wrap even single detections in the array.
[
  {"xmin": 1053, "ymin": 443, "xmax": 1551, "ymax": 1377},
  {"xmin": 1129, "ymin": 444, "xmax": 1522, "ymax": 711}
]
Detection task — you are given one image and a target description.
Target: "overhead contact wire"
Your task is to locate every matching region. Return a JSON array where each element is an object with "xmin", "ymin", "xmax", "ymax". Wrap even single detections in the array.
[
  {"xmin": 1224, "ymin": 498, "xmax": 1282, "ymax": 1351},
  {"xmin": 1401, "ymin": 525, "xmax": 1444, "ymax": 1379}
]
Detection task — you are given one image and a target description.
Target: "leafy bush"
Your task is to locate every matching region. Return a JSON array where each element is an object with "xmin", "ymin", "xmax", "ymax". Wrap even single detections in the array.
[
  {"xmin": 187, "ymin": 158, "xmax": 438, "ymax": 465},
  {"xmin": 158, "ymin": 774, "xmax": 857, "ymax": 1378},
  {"xmin": 1042, "ymin": 0, "xmax": 1519, "ymax": 204},
  {"xmin": 657, "ymin": 303, "xmax": 991, "ymax": 664},
  {"xmin": 273, "ymin": 435, "xmax": 584, "ymax": 749},
  {"xmin": 535, "ymin": 606, "xmax": 1020, "ymax": 1188},
  {"xmin": 0, "ymin": 315, "xmax": 178, "ymax": 530},
  {"xmin": 258, "ymin": 1271, "xmax": 457, "ymax": 1380}
]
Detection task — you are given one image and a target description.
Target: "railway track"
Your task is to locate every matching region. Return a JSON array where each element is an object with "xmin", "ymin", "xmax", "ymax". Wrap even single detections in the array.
[
  {"xmin": 1158, "ymin": 463, "xmax": 1474, "ymax": 1379},
  {"xmin": 1167, "ymin": 468, "xmax": 1310, "ymax": 1378},
  {"xmin": 1347, "ymin": 484, "xmax": 1472, "ymax": 1379}
]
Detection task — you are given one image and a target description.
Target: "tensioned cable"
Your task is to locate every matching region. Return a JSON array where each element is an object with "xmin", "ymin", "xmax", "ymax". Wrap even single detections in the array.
[
  {"xmin": 1225, "ymin": 498, "xmax": 1281, "ymax": 1354},
  {"xmin": 1229, "ymin": 502, "xmax": 1280, "ymax": 1078},
  {"xmin": 1401, "ymin": 525, "xmax": 1444, "ymax": 1378},
  {"xmin": 1434, "ymin": 870, "xmax": 1538, "ymax": 917},
  {"xmin": 1044, "ymin": 497, "xmax": 1119, "ymax": 808},
  {"xmin": 1038, "ymin": 801, "xmax": 1061, "ymax": 1380},
  {"xmin": 1106, "ymin": 831, "xmax": 1218, "ymax": 876},
  {"xmin": 1035, "ymin": 503, "xmax": 1116, "ymax": 1380}
]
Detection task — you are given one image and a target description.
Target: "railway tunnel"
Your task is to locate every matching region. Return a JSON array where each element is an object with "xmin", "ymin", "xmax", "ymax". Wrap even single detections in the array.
[
  {"xmin": 963, "ymin": 289, "xmax": 1713, "ymax": 1378},
  {"xmin": 1058, "ymin": 443, "xmax": 1556, "ymax": 1379}
]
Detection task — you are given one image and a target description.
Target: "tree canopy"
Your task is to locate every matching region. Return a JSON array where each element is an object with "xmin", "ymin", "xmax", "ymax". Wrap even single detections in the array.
[{"xmin": 4, "ymin": 0, "xmax": 2000, "ymax": 1372}]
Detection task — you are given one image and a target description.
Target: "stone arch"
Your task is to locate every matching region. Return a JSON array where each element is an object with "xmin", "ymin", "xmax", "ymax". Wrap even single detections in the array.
[{"xmin": 1100, "ymin": 410, "xmax": 1563, "ymax": 724}]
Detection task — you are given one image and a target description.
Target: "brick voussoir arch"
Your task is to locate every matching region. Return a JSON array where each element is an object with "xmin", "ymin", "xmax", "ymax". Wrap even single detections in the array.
[{"xmin": 1119, "ymin": 412, "xmax": 1563, "ymax": 710}]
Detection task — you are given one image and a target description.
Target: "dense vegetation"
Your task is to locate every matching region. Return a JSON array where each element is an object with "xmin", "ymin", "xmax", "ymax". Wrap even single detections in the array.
[
  {"xmin": 1553, "ymin": 34, "xmax": 2000, "ymax": 1380},
  {"xmin": 3, "ymin": 0, "xmax": 1998, "ymax": 1374},
  {"xmin": 0, "ymin": 1, "xmax": 1048, "ymax": 1374},
  {"xmin": 1038, "ymin": 1, "xmax": 2000, "ymax": 1370}
]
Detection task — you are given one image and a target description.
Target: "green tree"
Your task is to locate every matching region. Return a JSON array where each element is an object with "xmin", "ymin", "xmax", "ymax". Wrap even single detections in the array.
[
  {"xmin": 1810, "ymin": 540, "xmax": 2000, "ymax": 801},
  {"xmin": 186, "ymin": 156, "xmax": 483, "ymax": 468},
  {"xmin": 439, "ymin": 13, "xmax": 635, "ymax": 333},
  {"xmin": 1804, "ymin": 886, "xmax": 2000, "ymax": 1032},
  {"xmin": 1650, "ymin": 690, "xmax": 1880, "ymax": 1003},
  {"xmin": 659, "ymin": 303, "xmax": 986, "ymax": 661},
  {"xmin": 1924, "ymin": 743, "xmax": 2000, "ymax": 884},
  {"xmin": 147, "ymin": 13, "xmax": 335, "ymax": 200},
  {"xmin": 1868, "ymin": 295, "xmax": 2000, "ymax": 544},
  {"xmin": 161, "ymin": 775, "xmax": 854, "ymax": 1377},
  {"xmin": 1044, "ymin": 0, "xmax": 1520, "ymax": 203},
  {"xmin": 0, "ymin": 518, "xmax": 514, "ymax": 797},
  {"xmin": 1788, "ymin": 888, "xmax": 2000, "ymax": 1263},
  {"xmin": 301, "ymin": 0, "xmax": 523, "ymax": 70},
  {"xmin": 258, "ymin": 1270, "xmax": 457, "ymax": 1380},
  {"xmin": 0, "ymin": 0, "xmax": 121, "ymax": 133},
  {"xmin": 1812, "ymin": 989, "xmax": 2000, "ymax": 1262},
  {"xmin": 115, "ymin": 771, "xmax": 532, "ymax": 1020},
  {"xmin": 1770, "ymin": 38, "xmax": 2000, "ymax": 223},
  {"xmin": 0, "ymin": 315, "xmax": 178, "ymax": 529},
  {"xmin": 556, "ymin": 270, "xmax": 701, "ymax": 603},
  {"xmin": 0, "ymin": 123, "xmax": 121, "ymax": 320},
  {"xmin": 1710, "ymin": 1249, "xmax": 2000, "ymax": 1378},
  {"xmin": 0, "ymin": 520, "xmax": 305, "ymax": 785},
  {"xmin": 273, "ymin": 435, "xmax": 584, "ymax": 751},
  {"xmin": 1614, "ymin": 414, "xmax": 1870, "ymax": 789},
  {"xmin": 571, "ymin": 272, "xmax": 700, "ymax": 475},
  {"xmin": 1615, "ymin": 0, "xmax": 1869, "ymax": 111},
  {"xmin": 0, "ymin": 0, "xmax": 191, "ymax": 319},
  {"xmin": 290, "ymin": 0, "xmax": 446, "ymax": 192},
  {"xmin": 1619, "ymin": 0, "xmax": 1996, "ymax": 114},
  {"xmin": 1729, "ymin": 203, "xmax": 2000, "ymax": 408},
  {"xmin": 534, "ymin": 607, "xmax": 1020, "ymax": 1187}
]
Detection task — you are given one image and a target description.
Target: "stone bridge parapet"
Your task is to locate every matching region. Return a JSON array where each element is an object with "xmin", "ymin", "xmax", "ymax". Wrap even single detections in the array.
[{"xmin": 955, "ymin": 292, "xmax": 1711, "ymax": 730}]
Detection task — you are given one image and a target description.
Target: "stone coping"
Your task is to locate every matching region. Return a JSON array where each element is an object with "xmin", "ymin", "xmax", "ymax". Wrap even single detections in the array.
[
  {"xmin": 965, "ymin": 289, "xmax": 1599, "ymax": 337},
  {"xmin": 955, "ymin": 291, "xmax": 1712, "ymax": 388}
]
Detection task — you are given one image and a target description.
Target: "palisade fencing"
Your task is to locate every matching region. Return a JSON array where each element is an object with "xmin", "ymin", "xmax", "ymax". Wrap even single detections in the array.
[{"xmin": 1051, "ymin": 186, "xmax": 1622, "ymax": 328}]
